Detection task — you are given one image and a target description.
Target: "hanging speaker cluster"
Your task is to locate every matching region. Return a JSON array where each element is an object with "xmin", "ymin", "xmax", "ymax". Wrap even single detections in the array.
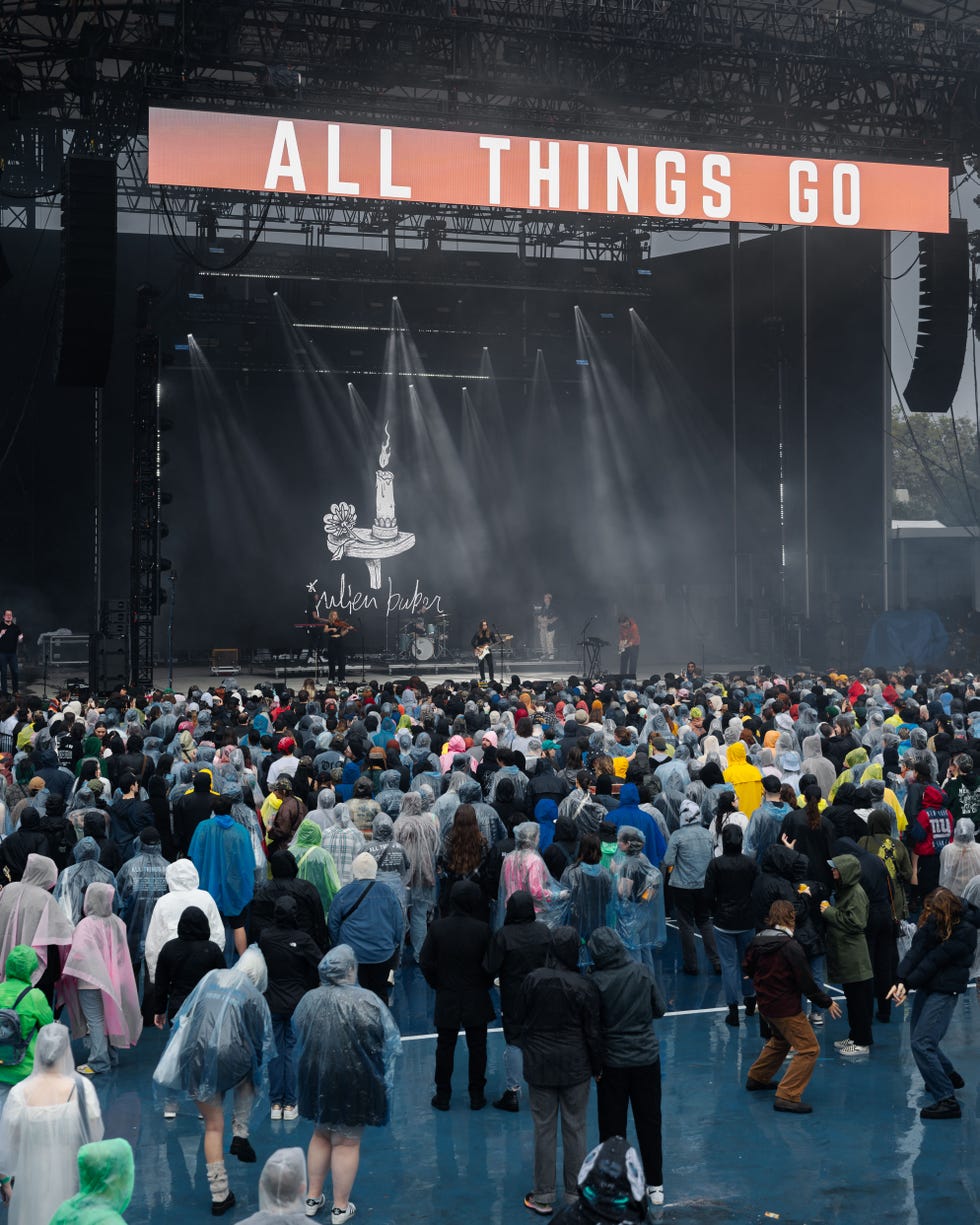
[
  {"xmin": 54, "ymin": 155, "xmax": 117, "ymax": 387},
  {"xmin": 902, "ymin": 218, "xmax": 969, "ymax": 413}
]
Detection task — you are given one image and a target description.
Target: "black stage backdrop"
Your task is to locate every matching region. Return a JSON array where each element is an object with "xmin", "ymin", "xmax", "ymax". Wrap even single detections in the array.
[{"xmin": 1, "ymin": 226, "xmax": 885, "ymax": 668}]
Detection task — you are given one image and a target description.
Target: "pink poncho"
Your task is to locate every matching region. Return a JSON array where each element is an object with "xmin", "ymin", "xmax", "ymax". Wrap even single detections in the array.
[
  {"xmin": 0, "ymin": 853, "xmax": 74, "ymax": 982},
  {"xmin": 60, "ymin": 882, "xmax": 142, "ymax": 1049}
]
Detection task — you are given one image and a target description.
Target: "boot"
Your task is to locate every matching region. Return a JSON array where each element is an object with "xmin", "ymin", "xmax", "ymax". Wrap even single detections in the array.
[
  {"xmin": 493, "ymin": 1089, "xmax": 520, "ymax": 1113},
  {"xmin": 725, "ymin": 1004, "xmax": 740, "ymax": 1027},
  {"xmin": 744, "ymin": 996, "xmax": 757, "ymax": 1018},
  {"xmin": 207, "ymin": 1161, "xmax": 235, "ymax": 1216}
]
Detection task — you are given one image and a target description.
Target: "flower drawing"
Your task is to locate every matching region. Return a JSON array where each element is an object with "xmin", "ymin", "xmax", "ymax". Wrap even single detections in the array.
[{"xmin": 323, "ymin": 502, "xmax": 357, "ymax": 559}]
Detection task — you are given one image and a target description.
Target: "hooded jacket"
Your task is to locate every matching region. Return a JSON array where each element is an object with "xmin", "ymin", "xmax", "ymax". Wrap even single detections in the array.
[
  {"xmin": 0, "ymin": 945, "xmax": 54, "ymax": 1084},
  {"xmin": 743, "ymin": 926, "xmax": 834, "ymax": 1020},
  {"xmin": 151, "ymin": 904, "xmax": 226, "ymax": 1020},
  {"xmin": 722, "ymin": 741, "xmax": 764, "ymax": 816},
  {"xmin": 251, "ymin": 852, "xmax": 329, "ymax": 951},
  {"xmin": 800, "ymin": 735, "xmax": 838, "ymax": 800},
  {"xmin": 703, "ymin": 826, "xmax": 759, "ymax": 930},
  {"xmin": 419, "ymin": 880, "xmax": 495, "ymax": 1030},
  {"xmin": 518, "ymin": 926, "xmax": 602, "ymax": 1086},
  {"xmin": 143, "ymin": 859, "xmax": 226, "ymax": 980},
  {"xmin": 258, "ymin": 895, "xmax": 322, "ymax": 1017},
  {"xmin": 661, "ymin": 804, "xmax": 713, "ymax": 889},
  {"xmin": 611, "ymin": 783, "xmax": 668, "ymax": 864},
  {"xmin": 896, "ymin": 902, "xmax": 980, "ymax": 995},
  {"xmin": 744, "ymin": 798, "xmax": 793, "ymax": 864},
  {"xmin": 484, "ymin": 891, "xmax": 551, "ymax": 1042},
  {"xmin": 822, "ymin": 855, "xmax": 872, "ymax": 983},
  {"xmin": 587, "ymin": 926, "xmax": 665, "ymax": 1067},
  {"xmin": 906, "ymin": 785, "xmax": 954, "ymax": 859}
]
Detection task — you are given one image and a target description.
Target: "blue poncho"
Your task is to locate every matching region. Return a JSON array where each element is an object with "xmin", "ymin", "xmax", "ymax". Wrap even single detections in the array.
[{"xmin": 188, "ymin": 814, "xmax": 255, "ymax": 917}]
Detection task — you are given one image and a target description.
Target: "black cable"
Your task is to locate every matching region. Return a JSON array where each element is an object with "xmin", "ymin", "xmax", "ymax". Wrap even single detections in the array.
[
  {"xmin": 882, "ymin": 250, "xmax": 920, "ymax": 281},
  {"xmin": 159, "ymin": 186, "xmax": 273, "ymax": 272}
]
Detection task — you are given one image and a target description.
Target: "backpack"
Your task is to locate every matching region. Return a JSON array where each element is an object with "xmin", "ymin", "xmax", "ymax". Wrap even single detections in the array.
[
  {"xmin": 877, "ymin": 837, "xmax": 899, "ymax": 883},
  {"xmin": 0, "ymin": 986, "xmax": 36, "ymax": 1067}
]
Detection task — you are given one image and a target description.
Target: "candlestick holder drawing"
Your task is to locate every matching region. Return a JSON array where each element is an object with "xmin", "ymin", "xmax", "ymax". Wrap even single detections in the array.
[{"xmin": 322, "ymin": 421, "xmax": 415, "ymax": 589}]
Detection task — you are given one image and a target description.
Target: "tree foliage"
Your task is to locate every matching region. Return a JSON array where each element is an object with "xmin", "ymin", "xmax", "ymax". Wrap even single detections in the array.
[{"xmin": 890, "ymin": 407, "xmax": 980, "ymax": 525}]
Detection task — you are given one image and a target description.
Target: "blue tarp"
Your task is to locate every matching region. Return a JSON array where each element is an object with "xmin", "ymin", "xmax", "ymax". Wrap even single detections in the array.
[{"xmin": 862, "ymin": 610, "xmax": 949, "ymax": 670}]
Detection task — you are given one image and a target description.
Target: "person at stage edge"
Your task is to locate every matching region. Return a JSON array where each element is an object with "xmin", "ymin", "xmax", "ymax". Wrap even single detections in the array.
[
  {"xmin": 535, "ymin": 596, "xmax": 558, "ymax": 661},
  {"xmin": 617, "ymin": 617, "xmax": 639, "ymax": 677},
  {"xmin": 471, "ymin": 621, "xmax": 499, "ymax": 684},
  {"xmin": 0, "ymin": 611, "xmax": 24, "ymax": 697}
]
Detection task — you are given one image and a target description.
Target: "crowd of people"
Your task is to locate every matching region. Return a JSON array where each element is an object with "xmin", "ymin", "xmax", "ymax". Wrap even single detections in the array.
[{"xmin": 0, "ymin": 661, "xmax": 975, "ymax": 1221}]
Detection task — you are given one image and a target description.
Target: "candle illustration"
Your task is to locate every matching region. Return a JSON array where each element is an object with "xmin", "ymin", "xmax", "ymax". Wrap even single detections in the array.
[
  {"xmin": 373, "ymin": 422, "xmax": 397, "ymax": 540},
  {"xmin": 320, "ymin": 418, "xmax": 415, "ymax": 590}
]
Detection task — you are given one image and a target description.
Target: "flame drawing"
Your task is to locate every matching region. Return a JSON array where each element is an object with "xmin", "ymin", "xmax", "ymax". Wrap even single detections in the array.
[{"xmin": 379, "ymin": 421, "xmax": 392, "ymax": 469}]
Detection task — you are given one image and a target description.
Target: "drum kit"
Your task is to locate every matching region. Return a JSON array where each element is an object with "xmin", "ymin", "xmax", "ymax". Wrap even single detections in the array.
[{"xmin": 398, "ymin": 613, "xmax": 452, "ymax": 662}]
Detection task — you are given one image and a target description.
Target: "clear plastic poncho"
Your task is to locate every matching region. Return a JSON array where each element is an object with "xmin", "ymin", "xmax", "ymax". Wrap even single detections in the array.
[
  {"xmin": 53, "ymin": 839, "xmax": 116, "ymax": 926},
  {"xmin": 497, "ymin": 823, "xmax": 566, "ymax": 929},
  {"xmin": 610, "ymin": 838, "xmax": 665, "ymax": 966},
  {"xmin": 61, "ymin": 884, "xmax": 142, "ymax": 1049},
  {"xmin": 960, "ymin": 874, "xmax": 980, "ymax": 981},
  {"xmin": 559, "ymin": 861, "xmax": 613, "ymax": 966},
  {"xmin": 48, "ymin": 1138, "xmax": 135, "ymax": 1225},
  {"xmin": 0, "ymin": 1024, "xmax": 104, "ymax": 1225},
  {"xmin": 292, "ymin": 947, "xmax": 401, "ymax": 1136},
  {"xmin": 0, "ymin": 853, "xmax": 75, "ymax": 983},
  {"xmin": 938, "ymin": 820, "xmax": 980, "ymax": 897},
  {"xmin": 152, "ymin": 947, "xmax": 274, "ymax": 1112},
  {"xmin": 113, "ymin": 839, "xmax": 169, "ymax": 961},
  {"xmin": 233, "ymin": 1147, "xmax": 308, "ymax": 1224}
]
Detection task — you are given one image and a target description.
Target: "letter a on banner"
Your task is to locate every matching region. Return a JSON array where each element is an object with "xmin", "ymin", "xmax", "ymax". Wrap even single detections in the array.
[{"xmin": 264, "ymin": 121, "xmax": 306, "ymax": 191}]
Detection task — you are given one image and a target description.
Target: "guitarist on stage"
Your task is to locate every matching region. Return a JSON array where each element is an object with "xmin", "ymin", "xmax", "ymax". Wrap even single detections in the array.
[
  {"xmin": 471, "ymin": 619, "xmax": 499, "ymax": 684},
  {"xmin": 315, "ymin": 610, "xmax": 354, "ymax": 683}
]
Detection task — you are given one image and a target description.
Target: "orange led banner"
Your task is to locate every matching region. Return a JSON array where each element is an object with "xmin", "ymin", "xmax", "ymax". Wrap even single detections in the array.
[{"xmin": 148, "ymin": 107, "xmax": 950, "ymax": 233}]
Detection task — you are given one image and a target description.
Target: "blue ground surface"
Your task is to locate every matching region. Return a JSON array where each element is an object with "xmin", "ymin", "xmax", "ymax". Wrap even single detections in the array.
[{"xmin": 76, "ymin": 928, "xmax": 980, "ymax": 1224}]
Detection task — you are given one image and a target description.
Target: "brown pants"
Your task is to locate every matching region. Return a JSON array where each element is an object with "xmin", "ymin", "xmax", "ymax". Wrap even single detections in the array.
[{"xmin": 747, "ymin": 1012, "xmax": 820, "ymax": 1103}]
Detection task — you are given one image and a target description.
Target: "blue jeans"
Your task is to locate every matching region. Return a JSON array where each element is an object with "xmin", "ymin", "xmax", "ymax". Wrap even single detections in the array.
[
  {"xmin": 910, "ymin": 989, "xmax": 959, "ymax": 1103},
  {"xmin": 407, "ymin": 887, "xmax": 434, "ymax": 961},
  {"xmin": 503, "ymin": 1043, "xmax": 523, "ymax": 1093},
  {"xmin": 807, "ymin": 953, "xmax": 827, "ymax": 1017},
  {"xmin": 269, "ymin": 1015, "xmax": 297, "ymax": 1107},
  {"xmin": 713, "ymin": 928, "xmax": 755, "ymax": 1006},
  {"xmin": 79, "ymin": 989, "xmax": 118, "ymax": 1074}
]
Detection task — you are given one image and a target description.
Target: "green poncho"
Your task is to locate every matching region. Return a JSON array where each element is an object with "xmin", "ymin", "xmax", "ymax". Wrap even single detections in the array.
[
  {"xmin": 49, "ymin": 1138, "xmax": 134, "ymax": 1225},
  {"xmin": 293, "ymin": 818, "xmax": 340, "ymax": 915}
]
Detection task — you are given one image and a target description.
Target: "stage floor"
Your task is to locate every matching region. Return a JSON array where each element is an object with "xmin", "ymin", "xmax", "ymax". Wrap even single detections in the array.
[{"xmin": 73, "ymin": 925, "xmax": 980, "ymax": 1225}]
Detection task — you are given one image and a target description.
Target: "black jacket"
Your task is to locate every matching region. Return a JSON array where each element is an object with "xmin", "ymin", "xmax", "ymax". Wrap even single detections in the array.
[
  {"xmin": 173, "ymin": 789, "xmax": 216, "ymax": 857},
  {"xmin": 587, "ymin": 926, "xmax": 665, "ymax": 1067},
  {"xmin": 750, "ymin": 845, "xmax": 810, "ymax": 932},
  {"xmin": 152, "ymin": 905, "xmax": 226, "ymax": 1020},
  {"xmin": 0, "ymin": 810, "xmax": 50, "ymax": 882},
  {"xmin": 703, "ymin": 832, "xmax": 759, "ymax": 931},
  {"xmin": 82, "ymin": 814, "xmax": 123, "ymax": 875},
  {"xmin": 250, "ymin": 853, "xmax": 328, "ymax": 952},
  {"xmin": 419, "ymin": 880, "xmax": 495, "ymax": 1030},
  {"xmin": 109, "ymin": 796, "xmax": 155, "ymax": 862},
  {"xmin": 259, "ymin": 896, "xmax": 322, "ymax": 1017},
  {"xmin": 897, "ymin": 903, "xmax": 979, "ymax": 995},
  {"xmin": 518, "ymin": 926, "xmax": 603, "ymax": 1087},
  {"xmin": 483, "ymin": 891, "xmax": 551, "ymax": 1042}
]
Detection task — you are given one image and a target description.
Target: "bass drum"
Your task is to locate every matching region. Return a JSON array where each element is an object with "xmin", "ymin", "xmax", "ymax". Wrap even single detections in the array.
[{"xmin": 411, "ymin": 636, "xmax": 435, "ymax": 661}]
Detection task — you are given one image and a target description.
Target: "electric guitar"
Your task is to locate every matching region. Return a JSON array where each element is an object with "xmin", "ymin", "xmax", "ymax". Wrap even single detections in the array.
[{"xmin": 474, "ymin": 634, "xmax": 513, "ymax": 661}]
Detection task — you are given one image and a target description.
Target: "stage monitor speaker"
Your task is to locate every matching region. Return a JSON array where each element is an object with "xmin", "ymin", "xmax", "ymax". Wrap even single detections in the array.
[
  {"xmin": 89, "ymin": 633, "xmax": 128, "ymax": 694},
  {"xmin": 54, "ymin": 156, "xmax": 117, "ymax": 388},
  {"xmin": 903, "ymin": 218, "xmax": 969, "ymax": 413}
]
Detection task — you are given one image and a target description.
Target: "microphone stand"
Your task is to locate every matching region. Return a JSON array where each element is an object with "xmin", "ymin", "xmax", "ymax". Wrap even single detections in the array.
[{"xmin": 359, "ymin": 620, "xmax": 366, "ymax": 686}]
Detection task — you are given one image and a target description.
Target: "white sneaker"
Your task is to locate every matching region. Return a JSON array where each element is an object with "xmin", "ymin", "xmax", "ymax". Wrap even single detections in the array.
[
  {"xmin": 833, "ymin": 1039, "xmax": 850, "ymax": 1050},
  {"xmin": 331, "ymin": 1205, "xmax": 356, "ymax": 1223},
  {"xmin": 271, "ymin": 1104, "xmax": 283, "ymax": 1120},
  {"xmin": 305, "ymin": 1195, "xmax": 325, "ymax": 1218},
  {"xmin": 163, "ymin": 1107, "xmax": 177, "ymax": 1120},
  {"xmin": 809, "ymin": 1012, "xmax": 823, "ymax": 1026},
  {"xmin": 283, "ymin": 1105, "xmax": 299, "ymax": 1121},
  {"xmin": 838, "ymin": 1040, "xmax": 870, "ymax": 1056},
  {"xmin": 648, "ymin": 1185, "xmax": 664, "ymax": 1206}
]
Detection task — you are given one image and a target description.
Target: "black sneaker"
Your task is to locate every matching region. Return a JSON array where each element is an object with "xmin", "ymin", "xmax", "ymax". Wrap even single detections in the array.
[
  {"xmin": 920, "ymin": 1097, "xmax": 961, "ymax": 1120},
  {"xmin": 211, "ymin": 1193, "xmax": 237, "ymax": 1217},
  {"xmin": 744, "ymin": 996, "xmax": 757, "ymax": 1017},
  {"xmin": 493, "ymin": 1090, "xmax": 520, "ymax": 1113},
  {"xmin": 774, "ymin": 1098, "xmax": 813, "ymax": 1114},
  {"xmin": 430, "ymin": 1094, "xmax": 451, "ymax": 1111},
  {"xmin": 470, "ymin": 1095, "xmax": 487, "ymax": 1111},
  {"xmin": 230, "ymin": 1137, "xmax": 256, "ymax": 1163}
]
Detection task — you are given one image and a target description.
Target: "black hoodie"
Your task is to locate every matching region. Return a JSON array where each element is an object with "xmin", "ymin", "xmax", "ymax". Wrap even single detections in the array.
[
  {"xmin": 0, "ymin": 808, "xmax": 50, "ymax": 883},
  {"xmin": 419, "ymin": 880, "xmax": 495, "ymax": 1030},
  {"xmin": 587, "ymin": 926, "xmax": 665, "ymax": 1066},
  {"xmin": 484, "ymin": 891, "xmax": 551, "ymax": 1041},
  {"xmin": 518, "ymin": 925, "xmax": 603, "ymax": 1086},
  {"xmin": 152, "ymin": 905, "xmax": 226, "ymax": 1020},
  {"xmin": 703, "ymin": 825, "xmax": 759, "ymax": 931},
  {"xmin": 259, "ymin": 895, "xmax": 321, "ymax": 1017}
]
